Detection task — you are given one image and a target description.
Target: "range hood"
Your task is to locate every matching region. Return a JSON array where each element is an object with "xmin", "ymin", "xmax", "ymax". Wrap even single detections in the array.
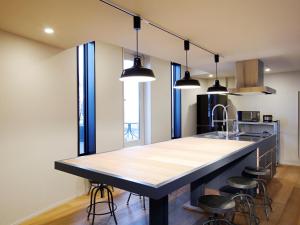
[{"xmin": 229, "ymin": 59, "xmax": 276, "ymax": 95}]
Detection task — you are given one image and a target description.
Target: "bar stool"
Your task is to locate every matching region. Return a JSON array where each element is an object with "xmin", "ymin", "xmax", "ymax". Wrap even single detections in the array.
[
  {"xmin": 87, "ymin": 183, "xmax": 118, "ymax": 225},
  {"xmin": 126, "ymin": 192, "xmax": 146, "ymax": 210},
  {"xmin": 88, "ymin": 180, "xmax": 114, "ymax": 197},
  {"xmin": 198, "ymin": 195, "xmax": 236, "ymax": 225},
  {"xmin": 243, "ymin": 166, "xmax": 272, "ymax": 219},
  {"xmin": 227, "ymin": 176, "xmax": 259, "ymax": 225}
]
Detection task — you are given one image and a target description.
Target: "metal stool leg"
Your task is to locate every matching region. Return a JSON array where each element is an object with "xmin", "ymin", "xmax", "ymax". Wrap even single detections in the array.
[
  {"xmin": 126, "ymin": 193, "xmax": 132, "ymax": 205},
  {"xmin": 143, "ymin": 196, "xmax": 146, "ymax": 210},
  {"xmin": 92, "ymin": 188, "xmax": 101, "ymax": 225},
  {"xmin": 258, "ymin": 180, "xmax": 272, "ymax": 219},
  {"xmin": 226, "ymin": 211, "xmax": 236, "ymax": 224},
  {"xmin": 232, "ymin": 193, "xmax": 259, "ymax": 225},
  {"xmin": 203, "ymin": 218, "xmax": 234, "ymax": 225},
  {"xmin": 88, "ymin": 186, "xmax": 97, "ymax": 220},
  {"xmin": 100, "ymin": 188, "xmax": 104, "ymax": 198},
  {"xmin": 108, "ymin": 187, "xmax": 118, "ymax": 225},
  {"xmin": 88, "ymin": 182, "xmax": 92, "ymax": 195},
  {"xmin": 105, "ymin": 186, "xmax": 113, "ymax": 216}
]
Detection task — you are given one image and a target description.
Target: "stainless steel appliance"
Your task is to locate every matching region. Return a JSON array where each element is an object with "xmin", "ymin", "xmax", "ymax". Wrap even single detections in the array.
[
  {"xmin": 263, "ymin": 115, "xmax": 273, "ymax": 122},
  {"xmin": 237, "ymin": 111, "xmax": 260, "ymax": 122},
  {"xmin": 228, "ymin": 59, "xmax": 276, "ymax": 95}
]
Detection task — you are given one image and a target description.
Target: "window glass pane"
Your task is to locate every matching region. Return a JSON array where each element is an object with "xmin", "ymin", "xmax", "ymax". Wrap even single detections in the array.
[
  {"xmin": 171, "ymin": 63, "xmax": 182, "ymax": 139},
  {"xmin": 124, "ymin": 59, "xmax": 140, "ymax": 142},
  {"xmin": 78, "ymin": 45, "xmax": 85, "ymax": 155},
  {"xmin": 86, "ymin": 42, "xmax": 96, "ymax": 154}
]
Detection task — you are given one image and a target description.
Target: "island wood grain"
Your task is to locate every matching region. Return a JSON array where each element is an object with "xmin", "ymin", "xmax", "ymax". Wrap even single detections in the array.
[{"xmin": 63, "ymin": 137, "xmax": 254, "ymax": 186}]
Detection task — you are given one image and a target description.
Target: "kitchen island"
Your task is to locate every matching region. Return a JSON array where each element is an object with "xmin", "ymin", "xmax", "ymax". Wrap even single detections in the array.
[{"xmin": 55, "ymin": 134, "xmax": 276, "ymax": 225}]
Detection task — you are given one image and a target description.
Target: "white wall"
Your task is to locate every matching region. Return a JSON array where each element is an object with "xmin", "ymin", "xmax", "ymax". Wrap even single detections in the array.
[
  {"xmin": 148, "ymin": 56, "xmax": 172, "ymax": 143},
  {"xmin": 0, "ymin": 30, "xmax": 85, "ymax": 225},
  {"xmin": 229, "ymin": 71, "xmax": 300, "ymax": 165},
  {"xmin": 0, "ymin": 29, "xmax": 213, "ymax": 224},
  {"xmin": 145, "ymin": 62, "xmax": 208, "ymax": 141},
  {"xmin": 95, "ymin": 41, "xmax": 124, "ymax": 153}
]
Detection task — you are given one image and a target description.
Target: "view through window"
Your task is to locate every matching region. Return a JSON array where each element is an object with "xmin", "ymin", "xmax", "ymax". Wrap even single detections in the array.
[
  {"xmin": 78, "ymin": 45, "xmax": 85, "ymax": 155},
  {"xmin": 123, "ymin": 59, "xmax": 141, "ymax": 143}
]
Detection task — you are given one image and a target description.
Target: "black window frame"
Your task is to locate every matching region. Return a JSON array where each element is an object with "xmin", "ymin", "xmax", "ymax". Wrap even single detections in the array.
[
  {"xmin": 171, "ymin": 62, "xmax": 182, "ymax": 139},
  {"xmin": 77, "ymin": 42, "xmax": 96, "ymax": 156}
]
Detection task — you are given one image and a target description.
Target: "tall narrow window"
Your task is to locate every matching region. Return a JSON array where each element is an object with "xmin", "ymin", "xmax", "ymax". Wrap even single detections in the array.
[
  {"xmin": 77, "ymin": 42, "xmax": 96, "ymax": 156},
  {"xmin": 171, "ymin": 63, "xmax": 182, "ymax": 139},
  {"xmin": 123, "ymin": 55, "xmax": 144, "ymax": 146}
]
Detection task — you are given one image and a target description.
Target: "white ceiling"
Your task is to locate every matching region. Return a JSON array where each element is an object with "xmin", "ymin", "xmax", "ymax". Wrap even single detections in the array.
[{"xmin": 0, "ymin": 0, "xmax": 299, "ymax": 77}]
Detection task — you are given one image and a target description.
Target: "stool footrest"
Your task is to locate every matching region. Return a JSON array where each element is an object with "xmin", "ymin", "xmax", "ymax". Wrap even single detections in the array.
[{"xmin": 87, "ymin": 201, "xmax": 117, "ymax": 216}]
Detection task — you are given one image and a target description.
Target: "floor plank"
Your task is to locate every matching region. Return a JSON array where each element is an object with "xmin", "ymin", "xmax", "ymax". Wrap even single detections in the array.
[{"xmin": 276, "ymin": 187, "xmax": 300, "ymax": 225}]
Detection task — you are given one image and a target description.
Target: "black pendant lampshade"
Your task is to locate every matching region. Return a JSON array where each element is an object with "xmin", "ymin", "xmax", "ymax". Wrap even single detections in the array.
[
  {"xmin": 120, "ymin": 16, "xmax": 155, "ymax": 82},
  {"xmin": 207, "ymin": 54, "xmax": 228, "ymax": 94},
  {"xmin": 174, "ymin": 40, "xmax": 200, "ymax": 89},
  {"xmin": 120, "ymin": 57, "xmax": 155, "ymax": 82},
  {"xmin": 207, "ymin": 79, "xmax": 228, "ymax": 93},
  {"xmin": 174, "ymin": 71, "xmax": 200, "ymax": 89}
]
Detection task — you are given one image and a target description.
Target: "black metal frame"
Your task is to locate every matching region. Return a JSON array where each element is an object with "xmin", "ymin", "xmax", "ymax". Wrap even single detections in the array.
[
  {"xmin": 55, "ymin": 135, "xmax": 276, "ymax": 225},
  {"xmin": 56, "ymin": 135, "xmax": 276, "ymax": 199}
]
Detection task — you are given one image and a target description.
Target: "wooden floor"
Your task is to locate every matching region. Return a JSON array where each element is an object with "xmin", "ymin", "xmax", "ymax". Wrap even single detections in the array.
[{"xmin": 22, "ymin": 165, "xmax": 300, "ymax": 225}]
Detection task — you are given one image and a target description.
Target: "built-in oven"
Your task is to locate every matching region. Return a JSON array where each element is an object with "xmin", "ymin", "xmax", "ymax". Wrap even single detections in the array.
[{"xmin": 237, "ymin": 111, "xmax": 260, "ymax": 122}]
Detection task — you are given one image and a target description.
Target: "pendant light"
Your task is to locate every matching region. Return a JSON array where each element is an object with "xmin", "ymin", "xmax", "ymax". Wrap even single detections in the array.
[
  {"xmin": 120, "ymin": 16, "xmax": 156, "ymax": 82},
  {"xmin": 174, "ymin": 40, "xmax": 200, "ymax": 89},
  {"xmin": 207, "ymin": 54, "xmax": 228, "ymax": 94}
]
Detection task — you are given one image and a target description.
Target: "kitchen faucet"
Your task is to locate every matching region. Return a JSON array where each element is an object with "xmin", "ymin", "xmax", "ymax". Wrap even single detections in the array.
[{"xmin": 211, "ymin": 104, "xmax": 229, "ymax": 139}]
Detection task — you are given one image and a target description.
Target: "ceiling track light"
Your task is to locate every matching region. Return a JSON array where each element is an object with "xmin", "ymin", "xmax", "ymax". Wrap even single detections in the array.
[
  {"xmin": 99, "ymin": 0, "xmax": 219, "ymax": 56},
  {"xmin": 174, "ymin": 40, "xmax": 201, "ymax": 90},
  {"xmin": 120, "ymin": 16, "xmax": 156, "ymax": 82},
  {"xmin": 207, "ymin": 54, "xmax": 229, "ymax": 94}
]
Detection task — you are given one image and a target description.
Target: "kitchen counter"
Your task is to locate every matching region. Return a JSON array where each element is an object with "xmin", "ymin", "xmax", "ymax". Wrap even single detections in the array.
[
  {"xmin": 57, "ymin": 137, "xmax": 256, "ymax": 187},
  {"xmin": 55, "ymin": 134, "xmax": 276, "ymax": 225},
  {"xmin": 192, "ymin": 132, "xmax": 277, "ymax": 195}
]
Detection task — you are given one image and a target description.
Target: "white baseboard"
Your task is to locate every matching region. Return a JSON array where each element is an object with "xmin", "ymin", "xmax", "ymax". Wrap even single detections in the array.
[
  {"xmin": 279, "ymin": 161, "xmax": 300, "ymax": 166},
  {"xmin": 11, "ymin": 191, "xmax": 86, "ymax": 225}
]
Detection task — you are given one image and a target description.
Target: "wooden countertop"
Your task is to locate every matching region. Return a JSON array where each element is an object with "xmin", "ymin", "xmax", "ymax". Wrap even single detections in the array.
[{"xmin": 62, "ymin": 137, "xmax": 254, "ymax": 187}]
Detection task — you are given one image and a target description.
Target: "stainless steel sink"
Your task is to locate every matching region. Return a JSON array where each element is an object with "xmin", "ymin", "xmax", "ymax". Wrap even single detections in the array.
[
  {"xmin": 235, "ymin": 132, "xmax": 271, "ymax": 138},
  {"xmin": 201, "ymin": 131, "xmax": 238, "ymax": 139},
  {"xmin": 199, "ymin": 131, "xmax": 271, "ymax": 140}
]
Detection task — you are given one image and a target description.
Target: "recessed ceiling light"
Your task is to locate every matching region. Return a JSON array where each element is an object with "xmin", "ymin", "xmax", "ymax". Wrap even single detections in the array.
[
  {"xmin": 208, "ymin": 74, "xmax": 214, "ymax": 78},
  {"xmin": 265, "ymin": 67, "xmax": 271, "ymax": 72},
  {"xmin": 44, "ymin": 27, "xmax": 54, "ymax": 34}
]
